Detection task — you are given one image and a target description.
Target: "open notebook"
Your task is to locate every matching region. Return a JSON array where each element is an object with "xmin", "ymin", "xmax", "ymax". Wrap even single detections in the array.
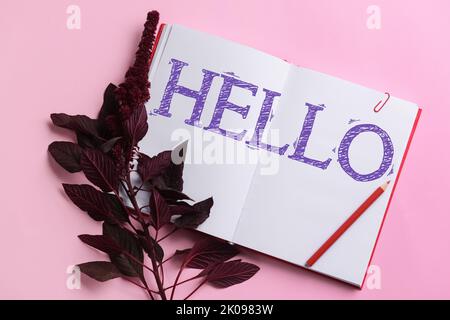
[{"xmin": 141, "ymin": 24, "xmax": 421, "ymax": 287}]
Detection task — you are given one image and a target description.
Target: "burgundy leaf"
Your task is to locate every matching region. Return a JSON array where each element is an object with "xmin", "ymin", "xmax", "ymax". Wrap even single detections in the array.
[
  {"xmin": 48, "ymin": 141, "xmax": 82, "ymax": 173},
  {"xmin": 149, "ymin": 189, "xmax": 171, "ymax": 230},
  {"xmin": 105, "ymin": 195, "xmax": 130, "ymax": 222},
  {"xmin": 157, "ymin": 188, "xmax": 193, "ymax": 202},
  {"xmin": 205, "ymin": 259, "xmax": 259, "ymax": 288},
  {"xmin": 98, "ymin": 84, "xmax": 118, "ymax": 118},
  {"xmin": 103, "ymin": 223, "xmax": 143, "ymax": 277},
  {"xmin": 138, "ymin": 234, "xmax": 164, "ymax": 263},
  {"xmin": 77, "ymin": 132, "xmax": 100, "ymax": 149},
  {"xmin": 137, "ymin": 151, "xmax": 172, "ymax": 182},
  {"xmin": 63, "ymin": 184, "xmax": 128, "ymax": 223},
  {"xmin": 97, "ymin": 83, "xmax": 120, "ymax": 139},
  {"xmin": 124, "ymin": 105, "xmax": 148, "ymax": 144},
  {"xmin": 161, "ymin": 162, "xmax": 184, "ymax": 192},
  {"xmin": 183, "ymin": 238, "xmax": 239, "ymax": 269},
  {"xmin": 193, "ymin": 197, "xmax": 214, "ymax": 213},
  {"xmin": 99, "ymin": 137, "xmax": 122, "ymax": 153},
  {"xmin": 169, "ymin": 201, "xmax": 196, "ymax": 216},
  {"xmin": 174, "ymin": 197, "xmax": 213, "ymax": 229},
  {"xmin": 63, "ymin": 184, "xmax": 116, "ymax": 222},
  {"xmin": 126, "ymin": 206, "xmax": 149, "ymax": 218},
  {"xmin": 165, "ymin": 249, "xmax": 190, "ymax": 265},
  {"xmin": 173, "ymin": 212, "xmax": 208, "ymax": 229},
  {"xmin": 149, "ymin": 158, "xmax": 184, "ymax": 192},
  {"xmin": 174, "ymin": 248, "xmax": 190, "ymax": 257},
  {"xmin": 78, "ymin": 234, "xmax": 122, "ymax": 256},
  {"xmin": 51, "ymin": 113, "xmax": 100, "ymax": 138},
  {"xmin": 78, "ymin": 261, "xmax": 122, "ymax": 282},
  {"xmin": 80, "ymin": 149, "xmax": 119, "ymax": 192}
]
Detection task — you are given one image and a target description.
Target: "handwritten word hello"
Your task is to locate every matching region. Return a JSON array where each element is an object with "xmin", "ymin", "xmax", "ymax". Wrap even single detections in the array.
[{"xmin": 152, "ymin": 58, "xmax": 394, "ymax": 182}]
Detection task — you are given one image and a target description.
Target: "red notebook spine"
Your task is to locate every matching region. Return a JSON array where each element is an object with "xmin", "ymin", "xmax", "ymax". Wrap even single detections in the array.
[{"xmin": 149, "ymin": 23, "xmax": 166, "ymax": 66}]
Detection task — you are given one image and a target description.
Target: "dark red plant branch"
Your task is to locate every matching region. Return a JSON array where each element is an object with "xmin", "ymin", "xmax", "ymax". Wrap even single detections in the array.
[{"xmin": 48, "ymin": 10, "xmax": 259, "ymax": 300}]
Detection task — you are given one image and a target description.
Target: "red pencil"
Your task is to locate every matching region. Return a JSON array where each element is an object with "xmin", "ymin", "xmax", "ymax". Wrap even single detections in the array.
[{"xmin": 305, "ymin": 181, "xmax": 390, "ymax": 268}]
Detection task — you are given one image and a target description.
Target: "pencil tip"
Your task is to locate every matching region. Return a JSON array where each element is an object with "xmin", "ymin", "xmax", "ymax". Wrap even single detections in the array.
[{"xmin": 381, "ymin": 180, "xmax": 390, "ymax": 191}]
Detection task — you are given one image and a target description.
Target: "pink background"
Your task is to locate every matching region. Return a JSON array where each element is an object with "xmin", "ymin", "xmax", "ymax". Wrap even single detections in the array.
[{"xmin": 1, "ymin": 0, "xmax": 449, "ymax": 299}]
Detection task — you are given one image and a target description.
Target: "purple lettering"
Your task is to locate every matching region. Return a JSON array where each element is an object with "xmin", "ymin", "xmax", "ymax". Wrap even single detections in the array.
[
  {"xmin": 288, "ymin": 103, "xmax": 332, "ymax": 169},
  {"xmin": 245, "ymin": 89, "xmax": 289, "ymax": 155},
  {"xmin": 204, "ymin": 74, "xmax": 258, "ymax": 141},
  {"xmin": 338, "ymin": 124, "xmax": 394, "ymax": 181},
  {"xmin": 154, "ymin": 58, "xmax": 219, "ymax": 127}
]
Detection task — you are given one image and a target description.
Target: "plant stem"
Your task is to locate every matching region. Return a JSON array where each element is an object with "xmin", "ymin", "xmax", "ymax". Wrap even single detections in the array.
[
  {"xmin": 124, "ymin": 278, "xmax": 145, "ymax": 289},
  {"xmin": 125, "ymin": 180, "xmax": 145, "ymax": 220},
  {"xmin": 139, "ymin": 276, "xmax": 156, "ymax": 300},
  {"xmin": 164, "ymin": 274, "xmax": 200, "ymax": 290},
  {"xmin": 158, "ymin": 226, "xmax": 178, "ymax": 242},
  {"xmin": 143, "ymin": 226, "xmax": 167, "ymax": 300},
  {"xmin": 170, "ymin": 262, "xmax": 185, "ymax": 300},
  {"xmin": 120, "ymin": 180, "xmax": 131, "ymax": 197},
  {"xmin": 101, "ymin": 173, "xmax": 156, "ymax": 300},
  {"xmin": 125, "ymin": 175, "xmax": 167, "ymax": 300},
  {"xmin": 110, "ymin": 187, "xmax": 140, "ymax": 234},
  {"xmin": 162, "ymin": 254, "xmax": 175, "ymax": 265},
  {"xmin": 155, "ymin": 229, "xmax": 165, "ymax": 286},
  {"xmin": 159, "ymin": 261, "xmax": 165, "ymax": 285},
  {"xmin": 123, "ymin": 277, "xmax": 157, "ymax": 293},
  {"xmin": 122, "ymin": 251, "xmax": 154, "ymax": 274},
  {"xmin": 184, "ymin": 279, "xmax": 207, "ymax": 300}
]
